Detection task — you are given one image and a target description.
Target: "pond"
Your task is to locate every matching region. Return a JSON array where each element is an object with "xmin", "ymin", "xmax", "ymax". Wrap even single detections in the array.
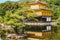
[{"xmin": 0, "ymin": 38, "xmax": 2, "ymax": 40}]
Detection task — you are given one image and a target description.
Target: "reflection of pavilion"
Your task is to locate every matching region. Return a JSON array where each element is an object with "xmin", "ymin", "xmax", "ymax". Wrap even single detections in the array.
[
  {"xmin": 6, "ymin": 34, "xmax": 22, "ymax": 40},
  {"xmin": 24, "ymin": 0, "xmax": 53, "ymax": 39}
]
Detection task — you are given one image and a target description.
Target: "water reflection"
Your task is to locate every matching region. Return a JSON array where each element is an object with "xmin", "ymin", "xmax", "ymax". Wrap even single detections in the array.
[{"xmin": 0, "ymin": 38, "xmax": 2, "ymax": 40}]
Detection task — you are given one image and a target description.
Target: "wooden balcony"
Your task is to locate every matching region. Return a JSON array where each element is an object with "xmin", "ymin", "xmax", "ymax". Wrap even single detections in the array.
[
  {"xmin": 24, "ymin": 22, "xmax": 50, "ymax": 26},
  {"xmin": 24, "ymin": 22, "xmax": 57, "ymax": 26}
]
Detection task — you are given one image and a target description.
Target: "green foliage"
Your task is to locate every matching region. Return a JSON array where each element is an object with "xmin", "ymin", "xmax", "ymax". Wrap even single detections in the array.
[
  {"xmin": 0, "ymin": 1, "xmax": 37, "ymax": 34},
  {"xmin": 0, "ymin": 0, "xmax": 60, "ymax": 39},
  {"xmin": 26, "ymin": 0, "xmax": 60, "ymax": 40},
  {"xmin": 0, "ymin": 30, "xmax": 6, "ymax": 40}
]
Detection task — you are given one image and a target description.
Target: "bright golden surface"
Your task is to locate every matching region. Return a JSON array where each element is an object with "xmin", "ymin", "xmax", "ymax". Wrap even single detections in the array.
[
  {"xmin": 26, "ymin": 31, "xmax": 51, "ymax": 39},
  {"xmin": 26, "ymin": 9, "xmax": 52, "ymax": 17}
]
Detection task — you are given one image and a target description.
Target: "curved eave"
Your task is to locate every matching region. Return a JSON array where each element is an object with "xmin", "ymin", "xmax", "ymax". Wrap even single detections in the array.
[
  {"xmin": 27, "ymin": 2, "xmax": 47, "ymax": 6},
  {"xmin": 34, "ymin": 9, "xmax": 53, "ymax": 12},
  {"xmin": 25, "ymin": 9, "xmax": 53, "ymax": 13}
]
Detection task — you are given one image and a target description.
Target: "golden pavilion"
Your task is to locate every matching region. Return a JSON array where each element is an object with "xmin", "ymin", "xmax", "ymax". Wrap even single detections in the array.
[{"xmin": 23, "ymin": 0, "xmax": 52, "ymax": 39}]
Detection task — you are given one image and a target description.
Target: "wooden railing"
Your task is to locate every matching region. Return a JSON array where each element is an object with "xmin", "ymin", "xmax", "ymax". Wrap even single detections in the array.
[{"xmin": 24, "ymin": 22, "xmax": 57, "ymax": 26}]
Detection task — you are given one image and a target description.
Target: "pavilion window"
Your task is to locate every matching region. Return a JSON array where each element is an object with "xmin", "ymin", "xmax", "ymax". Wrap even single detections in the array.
[
  {"xmin": 46, "ymin": 26, "xmax": 51, "ymax": 31},
  {"xmin": 46, "ymin": 17, "xmax": 51, "ymax": 22}
]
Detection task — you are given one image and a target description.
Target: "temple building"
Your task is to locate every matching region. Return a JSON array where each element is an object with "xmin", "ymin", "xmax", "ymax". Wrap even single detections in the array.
[{"xmin": 24, "ymin": 0, "xmax": 52, "ymax": 39}]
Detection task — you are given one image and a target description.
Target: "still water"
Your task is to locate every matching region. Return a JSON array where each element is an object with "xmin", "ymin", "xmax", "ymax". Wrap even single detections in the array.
[{"xmin": 0, "ymin": 38, "xmax": 2, "ymax": 40}]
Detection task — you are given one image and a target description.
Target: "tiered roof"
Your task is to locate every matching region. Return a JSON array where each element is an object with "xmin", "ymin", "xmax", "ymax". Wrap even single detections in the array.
[{"xmin": 26, "ymin": 0, "xmax": 52, "ymax": 17}]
